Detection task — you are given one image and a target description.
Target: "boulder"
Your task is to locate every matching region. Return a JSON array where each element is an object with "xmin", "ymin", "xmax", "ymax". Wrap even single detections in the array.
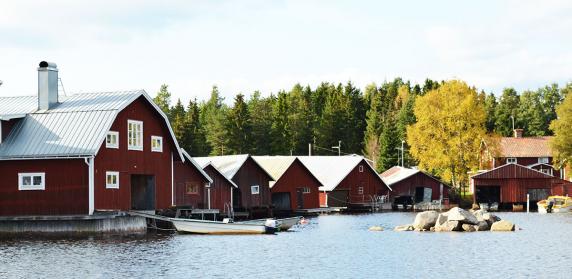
[
  {"xmin": 461, "ymin": 223, "xmax": 476, "ymax": 232},
  {"xmin": 413, "ymin": 211, "xmax": 439, "ymax": 230},
  {"xmin": 434, "ymin": 221, "xmax": 461, "ymax": 232},
  {"xmin": 472, "ymin": 209, "xmax": 487, "ymax": 222},
  {"xmin": 447, "ymin": 207, "xmax": 478, "ymax": 225},
  {"xmin": 394, "ymin": 225, "xmax": 414, "ymax": 231},
  {"xmin": 474, "ymin": 221, "xmax": 490, "ymax": 231},
  {"xmin": 482, "ymin": 213, "xmax": 501, "ymax": 226},
  {"xmin": 491, "ymin": 220, "xmax": 515, "ymax": 232},
  {"xmin": 435, "ymin": 213, "xmax": 449, "ymax": 226}
]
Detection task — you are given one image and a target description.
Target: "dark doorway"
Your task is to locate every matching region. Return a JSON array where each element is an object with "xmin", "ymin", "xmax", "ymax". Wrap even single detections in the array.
[
  {"xmin": 233, "ymin": 187, "xmax": 242, "ymax": 209},
  {"xmin": 296, "ymin": 188, "xmax": 304, "ymax": 209},
  {"xmin": 475, "ymin": 186, "xmax": 501, "ymax": 204},
  {"xmin": 328, "ymin": 190, "xmax": 349, "ymax": 207},
  {"xmin": 527, "ymin": 188, "xmax": 550, "ymax": 202},
  {"xmin": 131, "ymin": 175, "xmax": 155, "ymax": 210},
  {"xmin": 272, "ymin": 192, "xmax": 291, "ymax": 210}
]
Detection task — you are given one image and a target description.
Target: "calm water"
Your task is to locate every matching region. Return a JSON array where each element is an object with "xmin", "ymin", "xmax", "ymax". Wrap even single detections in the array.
[{"xmin": 1, "ymin": 212, "xmax": 571, "ymax": 278}]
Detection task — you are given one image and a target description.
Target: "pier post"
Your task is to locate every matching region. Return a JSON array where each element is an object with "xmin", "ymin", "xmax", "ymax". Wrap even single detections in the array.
[{"xmin": 526, "ymin": 194, "xmax": 529, "ymax": 213}]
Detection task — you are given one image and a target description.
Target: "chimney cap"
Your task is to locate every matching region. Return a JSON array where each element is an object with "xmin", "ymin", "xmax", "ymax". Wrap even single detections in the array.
[{"xmin": 38, "ymin": 61, "xmax": 57, "ymax": 69}]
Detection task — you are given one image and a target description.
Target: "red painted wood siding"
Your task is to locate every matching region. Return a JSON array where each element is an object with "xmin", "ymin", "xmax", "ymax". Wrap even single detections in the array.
[
  {"xmin": 231, "ymin": 158, "xmax": 271, "ymax": 209},
  {"xmin": 270, "ymin": 159, "xmax": 321, "ymax": 209},
  {"xmin": 473, "ymin": 178, "xmax": 552, "ymax": 203},
  {"xmin": 388, "ymin": 172, "xmax": 449, "ymax": 201},
  {"xmin": 174, "ymin": 160, "xmax": 209, "ymax": 208},
  {"xmin": 334, "ymin": 160, "xmax": 390, "ymax": 206},
  {"xmin": 203, "ymin": 165, "xmax": 234, "ymax": 212},
  {"xmin": 94, "ymin": 97, "xmax": 178, "ymax": 211},
  {"xmin": 494, "ymin": 157, "xmax": 560, "ymax": 177},
  {"xmin": 0, "ymin": 159, "xmax": 88, "ymax": 216}
]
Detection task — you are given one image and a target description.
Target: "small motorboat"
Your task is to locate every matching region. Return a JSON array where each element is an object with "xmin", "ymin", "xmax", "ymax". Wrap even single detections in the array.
[
  {"xmin": 170, "ymin": 217, "xmax": 278, "ymax": 235},
  {"xmin": 238, "ymin": 216, "xmax": 302, "ymax": 231},
  {"xmin": 538, "ymin": 196, "xmax": 572, "ymax": 214}
]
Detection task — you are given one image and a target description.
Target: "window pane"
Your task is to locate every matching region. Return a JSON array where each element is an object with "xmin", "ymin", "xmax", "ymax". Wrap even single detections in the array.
[
  {"xmin": 33, "ymin": 176, "xmax": 42, "ymax": 186},
  {"xmin": 23, "ymin": 176, "xmax": 31, "ymax": 186}
]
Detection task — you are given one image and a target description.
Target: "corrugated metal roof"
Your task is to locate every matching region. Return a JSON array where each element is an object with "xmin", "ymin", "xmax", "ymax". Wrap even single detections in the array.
[
  {"xmin": 380, "ymin": 166, "xmax": 420, "ymax": 186},
  {"xmin": 193, "ymin": 155, "xmax": 250, "ymax": 179},
  {"xmin": 181, "ymin": 149, "xmax": 213, "ymax": 183},
  {"xmin": 297, "ymin": 155, "xmax": 390, "ymax": 192},
  {"xmin": 252, "ymin": 156, "xmax": 296, "ymax": 181},
  {"xmin": 192, "ymin": 157, "xmax": 239, "ymax": 188},
  {"xmin": 0, "ymin": 96, "xmax": 38, "ymax": 118},
  {"xmin": 0, "ymin": 90, "xmax": 183, "ymax": 160}
]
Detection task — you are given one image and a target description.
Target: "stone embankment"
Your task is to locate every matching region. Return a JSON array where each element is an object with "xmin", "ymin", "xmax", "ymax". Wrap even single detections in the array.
[{"xmin": 394, "ymin": 207, "xmax": 516, "ymax": 232}]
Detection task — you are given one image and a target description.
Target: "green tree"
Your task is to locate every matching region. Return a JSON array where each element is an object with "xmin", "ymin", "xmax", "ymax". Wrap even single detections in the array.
[
  {"xmin": 153, "ymin": 84, "xmax": 172, "ymax": 118},
  {"xmin": 200, "ymin": 86, "xmax": 228, "ymax": 155},
  {"xmin": 377, "ymin": 112, "xmax": 400, "ymax": 171},
  {"xmin": 364, "ymin": 83, "xmax": 382, "ymax": 162},
  {"xmin": 483, "ymin": 93, "xmax": 497, "ymax": 132},
  {"xmin": 288, "ymin": 84, "xmax": 315, "ymax": 155},
  {"xmin": 518, "ymin": 90, "xmax": 546, "ymax": 136},
  {"xmin": 226, "ymin": 94, "xmax": 252, "ymax": 154},
  {"xmin": 271, "ymin": 91, "xmax": 291, "ymax": 154},
  {"xmin": 550, "ymin": 92, "xmax": 572, "ymax": 170},
  {"xmin": 539, "ymin": 84, "xmax": 562, "ymax": 135},
  {"xmin": 184, "ymin": 98, "xmax": 208, "ymax": 156},
  {"xmin": 494, "ymin": 88, "xmax": 520, "ymax": 136},
  {"xmin": 170, "ymin": 99, "xmax": 186, "ymax": 143},
  {"xmin": 248, "ymin": 91, "xmax": 274, "ymax": 155}
]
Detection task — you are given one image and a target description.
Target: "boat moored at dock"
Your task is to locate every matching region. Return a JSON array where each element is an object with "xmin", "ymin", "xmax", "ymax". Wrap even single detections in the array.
[
  {"xmin": 171, "ymin": 218, "xmax": 278, "ymax": 235},
  {"xmin": 537, "ymin": 196, "xmax": 572, "ymax": 213}
]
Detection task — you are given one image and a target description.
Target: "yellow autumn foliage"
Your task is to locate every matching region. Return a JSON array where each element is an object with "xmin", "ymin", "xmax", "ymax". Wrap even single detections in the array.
[
  {"xmin": 407, "ymin": 80, "xmax": 486, "ymax": 189},
  {"xmin": 550, "ymin": 92, "xmax": 572, "ymax": 168}
]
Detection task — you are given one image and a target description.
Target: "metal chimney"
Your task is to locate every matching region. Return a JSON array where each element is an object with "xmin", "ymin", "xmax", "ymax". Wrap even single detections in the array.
[{"xmin": 38, "ymin": 61, "xmax": 58, "ymax": 110}]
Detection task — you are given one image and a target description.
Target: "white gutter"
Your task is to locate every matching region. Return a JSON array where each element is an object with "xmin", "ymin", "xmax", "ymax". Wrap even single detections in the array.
[
  {"xmin": 207, "ymin": 182, "xmax": 211, "ymax": 209},
  {"xmin": 84, "ymin": 156, "xmax": 95, "ymax": 215},
  {"xmin": 171, "ymin": 151, "xmax": 174, "ymax": 206}
]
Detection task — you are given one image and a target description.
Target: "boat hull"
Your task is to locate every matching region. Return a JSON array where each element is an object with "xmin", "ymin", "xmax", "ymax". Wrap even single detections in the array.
[
  {"xmin": 239, "ymin": 217, "xmax": 301, "ymax": 231},
  {"xmin": 171, "ymin": 218, "xmax": 273, "ymax": 235},
  {"xmin": 537, "ymin": 196, "xmax": 572, "ymax": 214}
]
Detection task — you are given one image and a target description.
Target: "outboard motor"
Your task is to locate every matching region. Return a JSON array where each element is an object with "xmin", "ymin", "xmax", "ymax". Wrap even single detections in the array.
[
  {"xmin": 547, "ymin": 200, "xmax": 554, "ymax": 213},
  {"xmin": 264, "ymin": 219, "xmax": 279, "ymax": 234}
]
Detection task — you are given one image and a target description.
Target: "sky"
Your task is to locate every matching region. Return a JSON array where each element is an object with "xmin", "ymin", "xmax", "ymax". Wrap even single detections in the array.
[{"xmin": 1, "ymin": 0, "xmax": 571, "ymax": 104}]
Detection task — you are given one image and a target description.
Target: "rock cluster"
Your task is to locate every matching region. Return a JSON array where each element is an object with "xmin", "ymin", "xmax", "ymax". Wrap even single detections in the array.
[{"xmin": 394, "ymin": 207, "xmax": 515, "ymax": 232}]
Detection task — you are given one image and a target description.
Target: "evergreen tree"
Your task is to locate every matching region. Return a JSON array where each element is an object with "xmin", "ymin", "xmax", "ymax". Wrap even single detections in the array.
[
  {"xmin": 185, "ymin": 98, "xmax": 208, "ymax": 156},
  {"xmin": 170, "ymin": 99, "xmax": 186, "ymax": 144},
  {"xmin": 226, "ymin": 94, "xmax": 252, "ymax": 154},
  {"xmin": 271, "ymin": 91, "xmax": 291, "ymax": 155},
  {"xmin": 288, "ymin": 84, "xmax": 315, "ymax": 155},
  {"xmin": 396, "ymin": 86, "xmax": 416, "ymax": 167},
  {"xmin": 200, "ymin": 85, "xmax": 228, "ymax": 155},
  {"xmin": 494, "ymin": 88, "xmax": 520, "ymax": 136},
  {"xmin": 484, "ymin": 93, "xmax": 497, "ymax": 132},
  {"xmin": 154, "ymin": 84, "xmax": 172, "ymax": 119},
  {"xmin": 539, "ymin": 84, "xmax": 562, "ymax": 135},
  {"xmin": 377, "ymin": 113, "xmax": 400, "ymax": 172},
  {"xmin": 364, "ymin": 83, "xmax": 382, "ymax": 162},
  {"xmin": 518, "ymin": 90, "xmax": 546, "ymax": 136},
  {"xmin": 248, "ymin": 91, "xmax": 274, "ymax": 155}
]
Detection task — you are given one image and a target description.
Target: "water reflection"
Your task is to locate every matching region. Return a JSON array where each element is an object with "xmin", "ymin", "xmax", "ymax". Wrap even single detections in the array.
[{"xmin": 1, "ymin": 212, "xmax": 571, "ymax": 278}]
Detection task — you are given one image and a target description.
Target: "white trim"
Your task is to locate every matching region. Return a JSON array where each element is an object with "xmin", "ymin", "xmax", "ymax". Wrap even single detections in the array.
[
  {"xmin": 0, "ymin": 121, "xmax": 2, "ymax": 144},
  {"xmin": 105, "ymin": 171, "xmax": 119, "ymax": 189},
  {"xmin": 359, "ymin": 165, "xmax": 364, "ymax": 172},
  {"xmin": 18, "ymin": 172, "xmax": 45, "ymax": 190},
  {"xmin": 251, "ymin": 185, "xmax": 260, "ymax": 195},
  {"xmin": 84, "ymin": 157, "xmax": 95, "ymax": 215},
  {"xmin": 106, "ymin": 131, "xmax": 119, "ymax": 149},
  {"xmin": 180, "ymin": 149, "xmax": 213, "ymax": 183},
  {"xmin": 302, "ymin": 187, "xmax": 311, "ymax": 194},
  {"xmin": 507, "ymin": 157, "xmax": 517, "ymax": 164},
  {"xmin": 357, "ymin": 186, "xmax": 364, "ymax": 195},
  {"xmin": 127, "ymin": 119, "xmax": 143, "ymax": 151},
  {"xmin": 151, "ymin": 135, "xmax": 163, "ymax": 152},
  {"xmin": 171, "ymin": 152, "xmax": 174, "ymax": 206},
  {"xmin": 207, "ymin": 183, "xmax": 211, "ymax": 209}
]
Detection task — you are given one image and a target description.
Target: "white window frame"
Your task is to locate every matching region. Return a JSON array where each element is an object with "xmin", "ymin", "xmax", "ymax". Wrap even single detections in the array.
[
  {"xmin": 507, "ymin": 158, "xmax": 517, "ymax": 164},
  {"xmin": 358, "ymin": 186, "xmax": 364, "ymax": 195},
  {"xmin": 359, "ymin": 165, "xmax": 364, "ymax": 172},
  {"xmin": 540, "ymin": 168, "xmax": 553, "ymax": 176},
  {"xmin": 106, "ymin": 131, "xmax": 119, "ymax": 149},
  {"xmin": 302, "ymin": 187, "xmax": 311, "ymax": 194},
  {"xmin": 151, "ymin": 136, "xmax": 163, "ymax": 153},
  {"xmin": 106, "ymin": 171, "xmax": 120, "ymax": 189},
  {"xmin": 251, "ymin": 185, "xmax": 260, "ymax": 195},
  {"xmin": 538, "ymin": 157, "xmax": 549, "ymax": 164},
  {"xmin": 127, "ymin": 120, "xmax": 143, "ymax": 151},
  {"xmin": 18, "ymin": 172, "xmax": 45, "ymax": 191}
]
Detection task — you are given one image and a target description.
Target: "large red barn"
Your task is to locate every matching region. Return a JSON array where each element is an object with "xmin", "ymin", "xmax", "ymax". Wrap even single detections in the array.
[{"xmin": 0, "ymin": 62, "xmax": 184, "ymax": 216}]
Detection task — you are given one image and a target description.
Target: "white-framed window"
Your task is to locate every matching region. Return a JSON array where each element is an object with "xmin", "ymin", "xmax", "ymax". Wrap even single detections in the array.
[
  {"xmin": 358, "ymin": 186, "xmax": 364, "ymax": 195},
  {"xmin": 507, "ymin": 158, "xmax": 517, "ymax": 164},
  {"xmin": 540, "ymin": 168, "xmax": 553, "ymax": 176},
  {"xmin": 359, "ymin": 165, "xmax": 364, "ymax": 172},
  {"xmin": 151, "ymin": 136, "xmax": 163, "ymax": 152},
  {"xmin": 538, "ymin": 157, "xmax": 549, "ymax": 164},
  {"xmin": 106, "ymin": 171, "xmax": 119, "ymax": 189},
  {"xmin": 106, "ymin": 131, "xmax": 119, "ymax": 149},
  {"xmin": 127, "ymin": 120, "xmax": 143, "ymax": 151},
  {"xmin": 251, "ymin": 185, "xmax": 260, "ymax": 195},
  {"xmin": 302, "ymin": 187, "xmax": 311, "ymax": 194},
  {"xmin": 18, "ymin": 173, "xmax": 45, "ymax": 190}
]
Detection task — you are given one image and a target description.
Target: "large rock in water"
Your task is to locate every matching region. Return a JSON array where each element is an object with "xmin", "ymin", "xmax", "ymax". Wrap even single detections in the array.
[
  {"xmin": 461, "ymin": 223, "xmax": 476, "ymax": 232},
  {"xmin": 491, "ymin": 220, "xmax": 515, "ymax": 231},
  {"xmin": 474, "ymin": 221, "xmax": 490, "ymax": 231},
  {"xmin": 413, "ymin": 211, "xmax": 439, "ymax": 230},
  {"xmin": 447, "ymin": 207, "xmax": 478, "ymax": 225},
  {"xmin": 482, "ymin": 213, "xmax": 501, "ymax": 226},
  {"xmin": 472, "ymin": 209, "xmax": 487, "ymax": 222},
  {"xmin": 394, "ymin": 225, "xmax": 414, "ymax": 231},
  {"xmin": 435, "ymin": 220, "xmax": 461, "ymax": 232}
]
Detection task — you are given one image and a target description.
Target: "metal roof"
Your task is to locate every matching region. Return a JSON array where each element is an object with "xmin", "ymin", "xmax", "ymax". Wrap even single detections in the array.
[
  {"xmin": 297, "ymin": 155, "xmax": 391, "ymax": 192},
  {"xmin": 0, "ymin": 96, "xmax": 38, "ymax": 119},
  {"xmin": 180, "ymin": 149, "xmax": 213, "ymax": 184},
  {"xmin": 193, "ymin": 154, "xmax": 273, "ymax": 181},
  {"xmin": 380, "ymin": 166, "xmax": 449, "ymax": 187},
  {"xmin": 0, "ymin": 90, "xmax": 183, "ymax": 160},
  {"xmin": 252, "ymin": 156, "xmax": 296, "ymax": 181},
  {"xmin": 193, "ymin": 157, "xmax": 239, "ymax": 188}
]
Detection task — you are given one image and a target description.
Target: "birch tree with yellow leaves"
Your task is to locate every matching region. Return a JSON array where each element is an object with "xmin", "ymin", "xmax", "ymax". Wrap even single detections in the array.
[
  {"xmin": 550, "ymin": 86, "xmax": 572, "ymax": 172},
  {"xmin": 407, "ymin": 80, "xmax": 486, "ymax": 192}
]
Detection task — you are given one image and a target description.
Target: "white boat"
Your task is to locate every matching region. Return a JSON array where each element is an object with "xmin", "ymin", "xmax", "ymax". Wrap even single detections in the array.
[
  {"xmin": 239, "ymin": 217, "xmax": 302, "ymax": 231},
  {"xmin": 170, "ymin": 218, "xmax": 277, "ymax": 235},
  {"xmin": 538, "ymin": 196, "xmax": 572, "ymax": 214}
]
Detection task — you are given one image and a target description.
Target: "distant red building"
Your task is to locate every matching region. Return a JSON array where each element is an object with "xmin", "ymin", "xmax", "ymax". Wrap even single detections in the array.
[
  {"xmin": 380, "ymin": 166, "xmax": 449, "ymax": 203},
  {"xmin": 173, "ymin": 150, "xmax": 213, "ymax": 209},
  {"xmin": 0, "ymin": 62, "xmax": 184, "ymax": 216},
  {"xmin": 253, "ymin": 156, "xmax": 322, "ymax": 211},
  {"xmin": 196, "ymin": 161, "xmax": 238, "ymax": 215},
  {"xmin": 298, "ymin": 155, "xmax": 391, "ymax": 209}
]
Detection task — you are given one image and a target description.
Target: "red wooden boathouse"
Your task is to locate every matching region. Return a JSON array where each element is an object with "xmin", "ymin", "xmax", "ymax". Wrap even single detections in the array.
[
  {"xmin": 0, "ymin": 61, "xmax": 184, "ymax": 216},
  {"xmin": 380, "ymin": 166, "xmax": 449, "ymax": 203},
  {"xmin": 298, "ymin": 155, "xmax": 392, "ymax": 208},
  {"xmin": 194, "ymin": 158, "xmax": 238, "ymax": 215},
  {"xmin": 253, "ymin": 156, "xmax": 322, "ymax": 211},
  {"xmin": 173, "ymin": 149, "xmax": 213, "ymax": 209}
]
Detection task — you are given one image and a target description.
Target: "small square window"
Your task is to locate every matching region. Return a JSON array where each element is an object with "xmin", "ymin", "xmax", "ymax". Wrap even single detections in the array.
[
  {"xmin": 359, "ymin": 165, "xmax": 364, "ymax": 172},
  {"xmin": 302, "ymin": 187, "xmax": 311, "ymax": 194},
  {"xmin": 507, "ymin": 158, "xmax": 517, "ymax": 164},
  {"xmin": 151, "ymin": 136, "xmax": 163, "ymax": 152},
  {"xmin": 538, "ymin": 157, "xmax": 549, "ymax": 164},
  {"xmin": 186, "ymin": 182, "xmax": 199, "ymax": 194},
  {"xmin": 106, "ymin": 171, "xmax": 119, "ymax": 189},
  {"xmin": 358, "ymin": 186, "xmax": 364, "ymax": 195},
  {"xmin": 106, "ymin": 131, "xmax": 119, "ymax": 149},
  {"xmin": 251, "ymin": 185, "xmax": 260, "ymax": 195},
  {"xmin": 18, "ymin": 173, "xmax": 45, "ymax": 190}
]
